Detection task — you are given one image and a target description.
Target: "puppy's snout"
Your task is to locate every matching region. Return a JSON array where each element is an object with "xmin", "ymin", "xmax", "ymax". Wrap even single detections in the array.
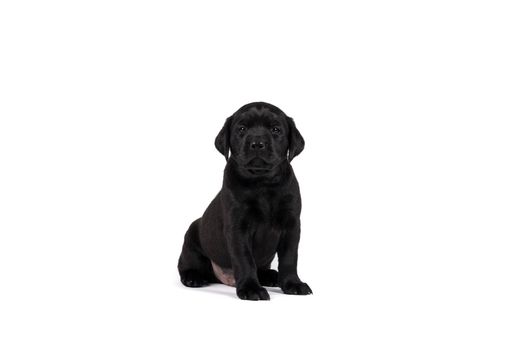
[{"xmin": 250, "ymin": 141, "xmax": 266, "ymax": 150}]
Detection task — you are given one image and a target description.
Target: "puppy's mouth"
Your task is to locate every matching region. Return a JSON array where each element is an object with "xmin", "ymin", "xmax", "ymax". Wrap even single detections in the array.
[
  {"xmin": 244, "ymin": 158, "xmax": 273, "ymax": 175},
  {"xmin": 246, "ymin": 168, "xmax": 271, "ymax": 175}
]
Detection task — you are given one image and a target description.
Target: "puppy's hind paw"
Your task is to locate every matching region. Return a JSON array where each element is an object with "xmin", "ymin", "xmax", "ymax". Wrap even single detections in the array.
[
  {"xmin": 180, "ymin": 270, "xmax": 210, "ymax": 288},
  {"xmin": 258, "ymin": 269, "xmax": 279, "ymax": 287}
]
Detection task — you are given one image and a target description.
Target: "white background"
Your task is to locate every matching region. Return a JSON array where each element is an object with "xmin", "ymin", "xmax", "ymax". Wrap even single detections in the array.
[{"xmin": 1, "ymin": 1, "xmax": 524, "ymax": 349}]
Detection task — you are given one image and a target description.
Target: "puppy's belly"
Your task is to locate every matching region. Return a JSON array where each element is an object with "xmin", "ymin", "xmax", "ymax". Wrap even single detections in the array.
[{"xmin": 211, "ymin": 261, "xmax": 236, "ymax": 287}]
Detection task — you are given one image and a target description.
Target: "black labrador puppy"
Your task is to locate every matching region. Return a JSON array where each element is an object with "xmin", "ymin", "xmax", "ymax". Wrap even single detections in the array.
[{"xmin": 178, "ymin": 102, "xmax": 312, "ymax": 300}]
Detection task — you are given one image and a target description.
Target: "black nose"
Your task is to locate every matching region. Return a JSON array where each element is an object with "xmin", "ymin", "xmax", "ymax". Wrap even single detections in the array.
[{"xmin": 250, "ymin": 141, "xmax": 266, "ymax": 150}]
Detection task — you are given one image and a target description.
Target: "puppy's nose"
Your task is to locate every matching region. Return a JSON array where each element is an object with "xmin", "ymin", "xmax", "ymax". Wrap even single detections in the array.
[{"xmin": 250, "ymin": 141, "xmax": 266, "ymax": 150}]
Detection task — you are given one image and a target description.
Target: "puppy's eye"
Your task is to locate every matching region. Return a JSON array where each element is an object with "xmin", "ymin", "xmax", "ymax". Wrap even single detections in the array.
[
  {"xmin": 272, "ymin": 127, "xmax": 281, "ymax": 134},
  {"xmin": 238, "ymin": 126, "xmax": 246, "ymax": 133}
]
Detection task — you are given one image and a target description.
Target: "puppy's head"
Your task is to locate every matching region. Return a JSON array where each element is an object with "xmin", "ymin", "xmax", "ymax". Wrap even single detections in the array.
[{"xmin": 215, "ymin": 102, "xmax": 304, "ymax": 175}]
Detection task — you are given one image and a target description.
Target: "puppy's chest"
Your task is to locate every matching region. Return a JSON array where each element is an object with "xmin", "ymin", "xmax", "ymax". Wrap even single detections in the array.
[{"xmin": 243, "ymin": 192, "xmax": 296, "ymax": 229}]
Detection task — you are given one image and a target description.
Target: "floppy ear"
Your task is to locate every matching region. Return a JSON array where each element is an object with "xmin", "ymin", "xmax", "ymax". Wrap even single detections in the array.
[
  {"xmin": 286, "ymin": 117, "xmax": 305, "ymax": 162},
  {"xmin": 215, "ymin": 116, "xmax": 233, "ymax": 161}
]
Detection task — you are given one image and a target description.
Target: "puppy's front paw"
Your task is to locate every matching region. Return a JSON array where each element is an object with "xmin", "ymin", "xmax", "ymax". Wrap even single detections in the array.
[
  {"xmin": 281, "ymin": 281, "xmax": 313, "ymax": 295},
  {"xmin": 237, "ymin": 282, "xmax": 270, "ymax": 301}
]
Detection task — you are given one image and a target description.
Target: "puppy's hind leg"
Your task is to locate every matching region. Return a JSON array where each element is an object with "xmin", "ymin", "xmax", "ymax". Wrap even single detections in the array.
[
  {"xmin": 257, "ymin": 260, "xmax": 279, "ymax": 287},
  {"xmin": 258, "ymin": 269, "xmax": 279, "ymax": 287},
  {"xmin": 178, "ymin": 219, "xmax": 217, "ymax": 287}
]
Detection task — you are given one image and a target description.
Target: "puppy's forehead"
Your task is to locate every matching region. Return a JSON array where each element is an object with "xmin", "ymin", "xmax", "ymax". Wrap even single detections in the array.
[{"xmin": 234, "ymin": 107, "xmax": 285, "ymax": 126}]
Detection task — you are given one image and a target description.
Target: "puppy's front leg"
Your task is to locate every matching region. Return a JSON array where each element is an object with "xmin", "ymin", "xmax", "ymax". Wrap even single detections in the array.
[
  {"xmin": 278, "ymin": 223, "xmax": 313, "ymax": 295},
  {"xmin": 227, "ymin": 229, "xmax": 270, "ymax": 301}
]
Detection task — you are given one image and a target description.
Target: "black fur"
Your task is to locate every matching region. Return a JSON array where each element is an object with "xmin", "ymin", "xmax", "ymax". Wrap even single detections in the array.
[{"xmin": 178, "ymin": 102, "xmax": 311, "ymax": 300}]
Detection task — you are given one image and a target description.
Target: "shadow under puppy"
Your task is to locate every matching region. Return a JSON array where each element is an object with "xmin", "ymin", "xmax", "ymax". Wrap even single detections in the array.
[{"xmin": 178, "ymin": 102, "xmax": 312, "ymax": 300}]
